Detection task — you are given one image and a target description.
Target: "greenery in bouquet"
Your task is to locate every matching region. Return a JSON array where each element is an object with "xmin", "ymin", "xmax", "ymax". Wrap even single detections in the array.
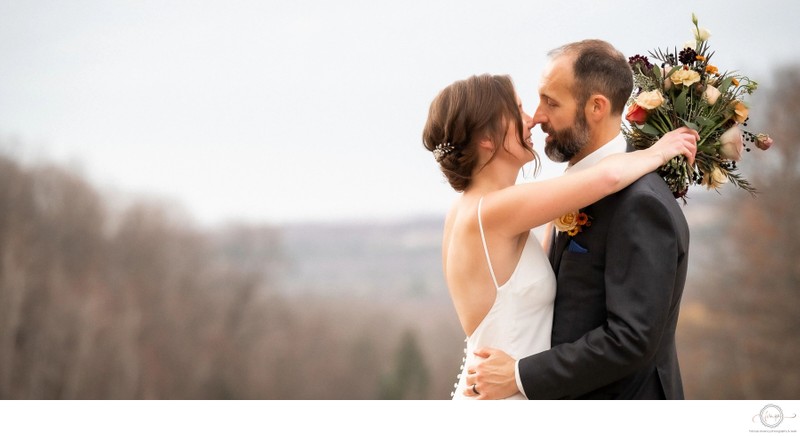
[{"xmin": 623, "ymin": 13, "xmax": 773, "ymax": 201}]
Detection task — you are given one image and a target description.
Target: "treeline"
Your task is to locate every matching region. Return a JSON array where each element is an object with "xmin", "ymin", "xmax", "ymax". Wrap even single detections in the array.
[
  {"xmin": 2, "ymin": 66, "xmax": 798, "ymax": 400},
  {"xmin": 676, "ymin": 66, "xmax": 800, "ymax": 400},
  {"xmin": 0, "ymin": 153, "xmax": 463, "ymax": 399}
]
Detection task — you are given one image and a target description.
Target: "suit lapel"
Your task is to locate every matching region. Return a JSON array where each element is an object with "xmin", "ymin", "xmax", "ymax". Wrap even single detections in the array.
[{"xmin": 550, "ymin": 229, "xmax": 570, "ymax": 273}]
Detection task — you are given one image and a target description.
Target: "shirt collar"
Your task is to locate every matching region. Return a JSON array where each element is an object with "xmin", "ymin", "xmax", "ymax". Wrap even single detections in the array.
[{"xmin": 566, "ymin": 133, "xmax": 627, "ymax": 173}]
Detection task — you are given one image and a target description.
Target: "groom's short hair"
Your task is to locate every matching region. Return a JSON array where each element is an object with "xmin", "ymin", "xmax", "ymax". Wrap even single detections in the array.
[{"xmin": 549, "ymin": 40, "xmax": 633, "ymax": 115}]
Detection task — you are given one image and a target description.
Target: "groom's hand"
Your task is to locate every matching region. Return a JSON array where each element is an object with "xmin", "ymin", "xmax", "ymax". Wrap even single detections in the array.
[{"xmin": 464, "ymin": 348, "xmax": 519, "ymax": 400}]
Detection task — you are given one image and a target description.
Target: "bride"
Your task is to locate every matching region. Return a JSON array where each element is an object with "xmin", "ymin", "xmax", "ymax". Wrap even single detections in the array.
[{"xmin": 422, "ymin": 74, "xmax": 697, "ymax": 400}]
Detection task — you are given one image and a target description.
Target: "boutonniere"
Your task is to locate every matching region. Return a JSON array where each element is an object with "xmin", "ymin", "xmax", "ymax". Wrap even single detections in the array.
[{"xmin": 554, "ymin": 211, "xmax": 593, "ymax": 237}]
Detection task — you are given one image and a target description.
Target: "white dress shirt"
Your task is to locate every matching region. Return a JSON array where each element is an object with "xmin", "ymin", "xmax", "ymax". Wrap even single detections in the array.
[{"xmin": 513, "ymin": 132, "xmax": 627, "ymax": 398}]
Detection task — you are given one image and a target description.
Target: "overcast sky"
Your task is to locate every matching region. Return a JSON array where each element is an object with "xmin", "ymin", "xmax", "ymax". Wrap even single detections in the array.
[{"xmin": 1, "ymin": 0, "xmax": 797, "ymax": 226}]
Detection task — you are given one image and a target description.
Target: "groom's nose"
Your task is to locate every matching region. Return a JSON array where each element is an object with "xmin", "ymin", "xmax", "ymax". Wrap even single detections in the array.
[{"xmin": 532, "ymin": 105, "xmax": 547, "ymax": 125}]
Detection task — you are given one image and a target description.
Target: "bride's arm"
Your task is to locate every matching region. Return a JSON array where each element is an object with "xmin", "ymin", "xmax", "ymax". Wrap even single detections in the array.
[{"xmin": 482, "ymin": 127, "xmax": 698, "ymax": 237}]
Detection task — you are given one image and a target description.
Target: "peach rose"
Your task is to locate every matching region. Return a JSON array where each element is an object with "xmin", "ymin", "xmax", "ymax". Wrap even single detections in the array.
[
  {"xmin": 703, "ymin": 85, "xmax": 722, "ymax": 105},
  {"xmin": 671, "ymin": 68, "xmax": 701, "ymax": 87},
  {"xmin": 634, "ymin": 90, "xmax": 665, "ymax": 110},
  {"xmin": 703, "ymin": 167, "xmax": 727, "ymax": 190},
  {"xmin": 719, "ymin": 126, "xmax": 744, "ymax": 161},
  {"xmin": 756, "ymin": 133, "xmax": 773, "ymax": 151},
  {"xmin": 554, "ymin": 212, "xmax": 578, "ymax": 233}
]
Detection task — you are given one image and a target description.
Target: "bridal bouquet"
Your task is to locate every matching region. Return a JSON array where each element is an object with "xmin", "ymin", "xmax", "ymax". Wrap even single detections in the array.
[{"xmin": 623, "ymin": 13, "xmax": 773, "ymax": 201}]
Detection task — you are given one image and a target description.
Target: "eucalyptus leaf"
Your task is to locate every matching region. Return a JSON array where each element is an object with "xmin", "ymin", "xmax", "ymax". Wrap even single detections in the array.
[
  {"xmin": 693, "ymin": 116, "xmax": 716, "ymax": 127},
  {"xmin": 652, "ymin": 65, "xmax": 662, "ymax": 82},
  {"xmin": 639, "ymin": 123, "xmax": 662, "ymax": 136},
  {"xmin": 717, "ymin": 76, "xmax": 734, "ymax": 92},
  {"xmin": 679, "ymin": 118, "xmax": 700, "ymax": 131},
  {"xmin": 674, "ymin": 87, "xmax": 689, "ymax": 116},
  {"xmin": 666, "ymin": 65, "xmax": 682, "ymax": 80}
]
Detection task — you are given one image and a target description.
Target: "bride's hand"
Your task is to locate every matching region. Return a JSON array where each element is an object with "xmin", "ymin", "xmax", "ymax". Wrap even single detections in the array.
[{"xmin": 649, "ymin": 126, "xmax": 699, "ymax": 167}]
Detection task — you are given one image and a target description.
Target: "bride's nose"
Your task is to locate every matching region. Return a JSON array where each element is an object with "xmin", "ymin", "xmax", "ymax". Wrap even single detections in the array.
[{"xmin": 522, "ymin": 111, "xmax": 535, "ymax": 130}]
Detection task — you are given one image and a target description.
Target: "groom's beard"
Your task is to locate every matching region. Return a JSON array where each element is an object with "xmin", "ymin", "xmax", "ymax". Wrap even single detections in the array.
[{"xmin": 543, "ymin": 110, "xmax": 590, "ymax": 163}]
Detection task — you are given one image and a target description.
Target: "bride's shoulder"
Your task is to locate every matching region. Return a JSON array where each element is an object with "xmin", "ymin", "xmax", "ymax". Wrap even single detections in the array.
[
  {"xmin": 446, "ymin": 197, "xmax": 482, "ymax": 229},
  {"xmin": 443, "ymin": 200, "xmax": 480, "ymax": 244}
]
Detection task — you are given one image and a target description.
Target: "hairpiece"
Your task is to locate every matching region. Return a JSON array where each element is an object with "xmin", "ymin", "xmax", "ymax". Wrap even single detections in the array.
[{"xmin": 433, "ymin": 142, "xmax": 455, "ymax": 162}]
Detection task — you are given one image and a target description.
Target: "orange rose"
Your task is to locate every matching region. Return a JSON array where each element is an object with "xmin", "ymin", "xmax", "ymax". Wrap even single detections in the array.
[
  {"xmin": 625, "ymin": 103, "xmax": 648, "ymax": 125},
  {"xmin": 733, "ymin": 101, "xmax": 749, "ymax": 123}
]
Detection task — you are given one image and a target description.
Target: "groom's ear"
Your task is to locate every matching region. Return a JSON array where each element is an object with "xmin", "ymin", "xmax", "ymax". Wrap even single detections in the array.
[{"xmin": 585, "ymin": 94, "xmax": 611, "ymax": 122}]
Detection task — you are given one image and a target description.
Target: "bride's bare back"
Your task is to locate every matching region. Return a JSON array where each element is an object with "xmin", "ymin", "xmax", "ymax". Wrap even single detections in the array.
[{"xmin": 442, "ymin": 194, "xmax": 529, "ymax": 337}]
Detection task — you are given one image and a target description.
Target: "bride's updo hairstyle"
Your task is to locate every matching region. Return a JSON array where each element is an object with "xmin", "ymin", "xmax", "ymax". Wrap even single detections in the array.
[{"xmin": 422, "ymin": 74, "xmax": 538, "ymax": 192}]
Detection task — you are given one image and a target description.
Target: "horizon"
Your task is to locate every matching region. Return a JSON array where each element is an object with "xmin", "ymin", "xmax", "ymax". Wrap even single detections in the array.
[{"xmin": 1, "ymin": 0, "xmax": 796, "ymax": 226}]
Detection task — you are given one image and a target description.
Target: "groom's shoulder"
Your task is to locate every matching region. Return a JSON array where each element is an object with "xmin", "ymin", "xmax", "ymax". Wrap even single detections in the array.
[
  {"xmin": 601, "ymin": 172, "xmax": 683, "ymax": 218},
  {"xmin": 612, "ymin": 172, "xmax": 687, "ymax": 223},
  {"xmin": 622, "ymin": 172, "xmax": 675, "ymax": 202}
]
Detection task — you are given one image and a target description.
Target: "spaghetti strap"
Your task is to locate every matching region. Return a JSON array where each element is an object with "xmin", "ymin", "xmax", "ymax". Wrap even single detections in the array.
[{"xmin": 477, "ymin": 197, "xmax": 500, "ymax": 290}]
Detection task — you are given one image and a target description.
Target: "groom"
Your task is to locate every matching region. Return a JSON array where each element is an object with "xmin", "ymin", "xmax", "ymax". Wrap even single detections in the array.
[{"xmin": 465, "ymin": 39, "xmax": 690, "ymax": 399}]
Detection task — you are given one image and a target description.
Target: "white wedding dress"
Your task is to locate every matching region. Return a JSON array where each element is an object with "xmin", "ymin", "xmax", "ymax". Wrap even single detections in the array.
[{"xmin": 452, "ymin": 198, "xmax": 556, "ymax": 400}]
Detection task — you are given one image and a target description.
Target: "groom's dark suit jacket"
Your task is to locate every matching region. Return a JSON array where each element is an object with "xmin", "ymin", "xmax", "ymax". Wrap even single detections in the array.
[{"xmin": 518, "ymin": 170, "xmax": 688, "ymax": 399}]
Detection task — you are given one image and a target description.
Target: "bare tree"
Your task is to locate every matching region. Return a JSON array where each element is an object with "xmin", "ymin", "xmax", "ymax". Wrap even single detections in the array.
[
  {"xmin": 679, "ymin": 66, "xmax": 800, "ymax": 399},
  {"xmin": 0, "ymin": 151, "xmax": 463, "ymax": 400}
]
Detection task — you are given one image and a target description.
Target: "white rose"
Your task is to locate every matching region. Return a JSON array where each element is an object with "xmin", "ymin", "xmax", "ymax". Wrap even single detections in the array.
[
  {"xmin": 683, "ymin": 40, "xmax": 696, "ymax": 49},
  {"xmin": 703, "ymin": 85, "xmax": 722, "ymax": 105},
  {"xmin": 634, "ymin": 90, "xmax": 665, "ymax": 110},
  {"xmin": 693, "ymin": 27, "xmax": 711, "ymax": 41},
  {"xmin": 719, "ymin": 126, "xmax": 744, "ymax": 161}
]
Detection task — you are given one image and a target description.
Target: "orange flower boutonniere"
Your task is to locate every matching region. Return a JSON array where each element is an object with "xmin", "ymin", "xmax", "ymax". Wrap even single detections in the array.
[{"xmin": 554, "ymin": 211, "xmax": 593, "ymax": 237}]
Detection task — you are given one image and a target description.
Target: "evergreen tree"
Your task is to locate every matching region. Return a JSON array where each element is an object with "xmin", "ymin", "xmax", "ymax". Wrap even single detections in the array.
[{"xmin": 379, "ymin": 330, "xmax": 430, "ymax": 399}]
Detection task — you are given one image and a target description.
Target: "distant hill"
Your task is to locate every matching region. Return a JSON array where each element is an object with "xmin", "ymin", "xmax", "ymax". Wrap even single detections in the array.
[
  {"xmin": 209, "ymin": 191, "xmax": 728, "ymax": 302},
  {"xmin": 210, "ymin": 216, "xmax": 450, "ymax": 301}
]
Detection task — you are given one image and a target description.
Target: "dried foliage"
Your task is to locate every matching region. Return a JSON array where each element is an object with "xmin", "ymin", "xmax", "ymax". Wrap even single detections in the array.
[{"xmin": 0, "ymin": 152, "xmax": 463, "ymax": 399}]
